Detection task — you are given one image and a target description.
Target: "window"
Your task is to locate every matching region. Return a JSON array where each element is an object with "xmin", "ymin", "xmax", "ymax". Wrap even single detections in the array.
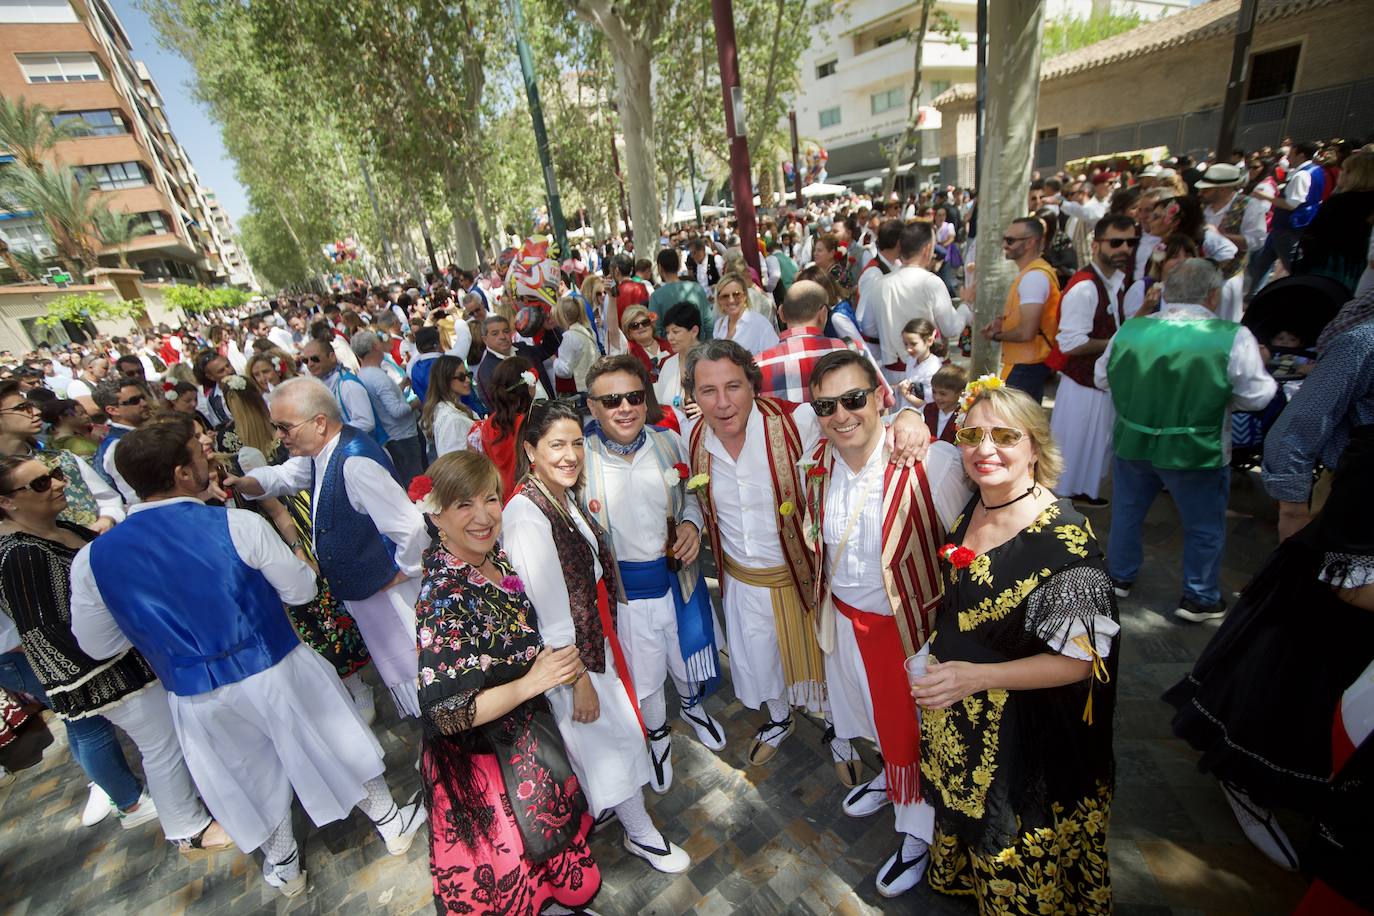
[
  {"xmin": 928, "ymin": 79, "xmax": 951, "ymax": 99},
  {"xmin": 17, "ymin": 52, "xmax": 103, "ymax": 83},
  {"xmin": 130, "ymin": 211, "xmax": 169, "ymax": 234},
  {"xmin": 52, "ymin": 110, "xmax": 129, "ymax": 137},
  {"xmin": 875, "ymin": 31, "xmax": 906, "ymax": 48},
  {"xmin": 1247, "ymin": 44, "xmax": 1301, "ymax": 100},
  {"xmin": 871, "ymin": 87, "xmax": 905, "ymax": 115},
  {"xmin": 136, "ymin": 257, "xmax": 195, "ymax": 281},
  {"xmin": 0, "ymin": 216, "xmax": 54, "ymax": 255},
  {"xmin": 0, "ymin": 0, "xmax": 77, "ymax": 23},
  {"xmin": 816, "ymin": 59, "xmax": 837, "ymax": 79},
  {"xmin": 74, "ymin": 161, "xmax": 150, "ymax": 190},
  {"xmin": 819, "ymin": 106, "xmax": 842, "ymax": 129}
]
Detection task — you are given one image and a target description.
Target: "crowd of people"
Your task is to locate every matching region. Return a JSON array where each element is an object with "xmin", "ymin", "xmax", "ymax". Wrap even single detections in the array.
[{"xmin": 0, "ymin": 133, "xmax": 1369, "ymax": 916}]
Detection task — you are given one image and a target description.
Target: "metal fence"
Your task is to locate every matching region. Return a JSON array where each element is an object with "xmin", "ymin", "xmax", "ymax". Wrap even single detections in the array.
[{"xmin": 940, "ymin": 77, "xmax": 1372, "ymax": 186}]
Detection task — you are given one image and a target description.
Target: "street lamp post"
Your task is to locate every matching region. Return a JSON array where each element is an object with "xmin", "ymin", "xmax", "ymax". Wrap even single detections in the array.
[
  {"xmin": 789, "ymin": 109, "xmax": 803, "ymax": 210},
  {"xmin": 710, "ymin": 0, "xmax": 761, "ymax": 278},
  {"xmin": 510, "ymin": 0, "xmax": 569, "ymax": 258}
]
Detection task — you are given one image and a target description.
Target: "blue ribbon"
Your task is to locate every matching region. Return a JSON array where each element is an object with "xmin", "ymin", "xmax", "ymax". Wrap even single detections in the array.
[{"xmin": 618, "ymin": 557, "xmax": 719, "ymax": 703}]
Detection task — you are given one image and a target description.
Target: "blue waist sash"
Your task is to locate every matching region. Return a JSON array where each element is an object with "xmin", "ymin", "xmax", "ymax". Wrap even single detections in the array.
[{"xmin": 618, "ymin": 558, "xmax": 719, "ymax": 702}]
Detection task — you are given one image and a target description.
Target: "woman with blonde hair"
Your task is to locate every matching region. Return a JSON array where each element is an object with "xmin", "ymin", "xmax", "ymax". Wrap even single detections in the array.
[
  {"xmin": 245, "ymin": 349, "xmax": 297, "ymax": 402},
  {"xmin": 913, "ymin": 381, "xmax": 1119, "ymax": 914},
  {"xmin": 619, "ymin": 304, "xmax": 669, "ymax": 381},
  {"xmin": 551, "ymin": 294, "xmax": 600, "ymax": 392},
  {"xmin": 712, "ymin": 270, "xmax": 779, "ymax": 356}
]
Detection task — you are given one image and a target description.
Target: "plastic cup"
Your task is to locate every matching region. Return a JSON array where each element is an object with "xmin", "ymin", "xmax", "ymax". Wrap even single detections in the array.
[{"xmin": 904, "ymin": 652, "xmax": 929, "ymax": 686}]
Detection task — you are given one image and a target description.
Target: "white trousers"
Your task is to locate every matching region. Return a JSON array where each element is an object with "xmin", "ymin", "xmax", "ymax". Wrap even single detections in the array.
[
  {"xmin": 721, "ymin": 575, "xmax": 825, "ymax": 715},
  {"xmin": 617, "ymin": 593, "xmax": 690, "ymax": 703},
  {"xmin": 1049, "ymin": 375, "xmax": 1115, "ymax": 499},
  {"xmin": 101, "ymin": 682, "xmax": 211, "ymax": 841},
  {"xmin": 343, "ymin": 577, "xmax": 421, "ymax": 717},
  {"xmin": 823, "ymin": 610, "xmax": 934, "ymax": 840}
]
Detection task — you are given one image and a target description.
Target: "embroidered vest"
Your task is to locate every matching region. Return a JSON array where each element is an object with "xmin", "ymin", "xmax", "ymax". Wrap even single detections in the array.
[
  {"xmin": 93, "ymin": 425, "xmax": 129, "ymax": 488},
  {"xmin": 688, "ymin": 397, "xmax": 816, "ymax": 612},
  {"xmin": 44, "ymin": 449, "xmax": 99, "ymax": 526},
  {"xmin": 87, "ymin": 502, "xmax": 299, "ymax": 696},
  {"xmin": 518, "ymin": 480, "xmax": 620, "ymax": 673},
  {"xmin": 1061, "ymin": 268, "xmax": 1124, "ymax": 389},
  {"xmin": 801, "ymin": 440, "xmax": 945, "ymax": 657},
  {"xmin": 1106, "ymin": 316, "xmax": 1239, "ymax": 470},
  {"xmin": 312, "ymin": 427, "xmax": 401, "ymax": 600}
]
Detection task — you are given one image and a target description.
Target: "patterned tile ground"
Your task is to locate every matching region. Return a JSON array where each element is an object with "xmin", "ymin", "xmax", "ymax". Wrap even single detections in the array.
[{"xmin": 0, "ymin": 466, "xmax": 1309, "ymax": 915}]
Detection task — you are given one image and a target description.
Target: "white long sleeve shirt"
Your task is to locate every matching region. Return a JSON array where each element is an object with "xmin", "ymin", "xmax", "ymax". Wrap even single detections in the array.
[
  {"xmin": 590, "ymin": 431, "xmax": 704, "ymax": 563},
  {"xmin": 69, "ymin": 498, "xmax": 316, "ymax": 661},
  {"xmin": 502, "ymin": 493, "xmax": 602, "ymax": 651},
  {"xmin": 872, "ymin": 265, "xmax": 964, "ymax": 366},
  {"xmin": 1203, "ymin": 192, "xmax": 1271, "ymax": 253},
  {"xmin": 245, "ymin": 431, "xmax": 428, "ymax": 579},
  {"xmin": 102, "ymin": 423, "xmax": 139, "ymax": 506},
  {"xmin": 322, "ymin": 368, "xmax": 377, "ymax": 435},
  {"xmin": 1056, "ymin": 263, "xmax": 1125, "ymax": 353}
]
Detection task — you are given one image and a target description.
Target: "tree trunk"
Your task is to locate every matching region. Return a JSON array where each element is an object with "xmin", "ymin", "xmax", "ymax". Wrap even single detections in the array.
[
  {"xmin": 883, "ymin": 0, "xmax": 934, "ymax": 199},
  {"xmin": 971, "ymin": 0, "xmax": 1046, "ymax": 376},
  {"xmin": 0, "ymin": 239, "xmax": 35, "ymax": 282},
  {"xmin": 443, "ymin": 167, "xmax": 480, "ymax": 269},
  {"xmin": 610, "ymin": 43, "xmax": 661, "ymax": 247}
]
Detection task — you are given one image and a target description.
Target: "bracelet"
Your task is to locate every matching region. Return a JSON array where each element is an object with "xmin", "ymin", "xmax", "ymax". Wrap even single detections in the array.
[{"xmin": 288, "ymin": 540, "xmax": 304, "ymax": 552}]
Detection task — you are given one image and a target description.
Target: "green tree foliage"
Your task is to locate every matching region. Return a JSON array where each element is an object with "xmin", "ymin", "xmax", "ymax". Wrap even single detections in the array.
[
  {"xmin": 1042, "ymin": 7, "xmax": 1144, "ymax": 59},
  {"xmin": 38, "ymin": 292, "xmax": 144, "ymax": 328}
]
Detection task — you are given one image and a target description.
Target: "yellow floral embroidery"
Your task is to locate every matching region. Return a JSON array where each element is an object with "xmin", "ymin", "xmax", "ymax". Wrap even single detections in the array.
[
  {"xmin": 1082, "ymin": 516, "xmax": 1096, "ymax": 541},
  {"xmin": 957, "ymin": 572, "xmax": 1047, "ymax": 631},
  {"xmin": 1025, "ymin": 502, "xmax": 1061, "ymax": 533},
  {"xmin": 967, "ymin": 552, "xmax": 993, "ymax": 587},
  {"xmin": 928, "ymin": 782, "xmax": 1115, "ymax": 915},
  {"xmin": 1054, "ymin": 524, "xmax": 1089, "ymax": 558},
  {"xmin": 920, "ymin": 688, "xmax": 1008, "ymax": 820}
]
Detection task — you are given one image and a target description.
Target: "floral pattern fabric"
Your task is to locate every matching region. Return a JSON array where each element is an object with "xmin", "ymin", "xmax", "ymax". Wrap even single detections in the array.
[{"xmin": 922, "ymin": 498, "xmax": 1118, "ymax": 915}]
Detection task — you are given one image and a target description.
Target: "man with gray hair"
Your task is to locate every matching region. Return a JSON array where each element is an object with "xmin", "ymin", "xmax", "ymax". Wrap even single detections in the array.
[
  {"xmin": 226, "ymin": 376, "xmax": 429, "ymax": 721},
  {"xmin": 351, "ymin": 330, "xmax": 424, "ymax": 482},
  {"xmin": 1095, "ymin": 258, "xmax": 1276, "ymax": 623}
]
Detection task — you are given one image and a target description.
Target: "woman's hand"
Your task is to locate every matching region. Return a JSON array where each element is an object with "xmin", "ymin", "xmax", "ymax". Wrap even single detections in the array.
[
  {"xmin": 896, "ymin": 378, "xmax": 924, "ymax": 408},
  {"xmin": 525, "ymin": 646, "xmax": 583, "ymax": 695},
  {"xmin": 911, "ymin": 660, "xmax": 986, "ymax": 709},
  {"xmin": 671, "ymin": 521, "xmax": 701, "ymax": 566},
  {"xmin": 571, "ymin": 672, "xmax": 600, "ymax": 724}
]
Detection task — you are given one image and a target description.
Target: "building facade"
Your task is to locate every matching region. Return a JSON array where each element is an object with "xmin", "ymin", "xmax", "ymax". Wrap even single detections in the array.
[
  {"xmin": 932, "ymin": 0, "xmax": 1373, "ymax": 187},
  {"xmin": 789, "ymin": 0, "xmax": 1190, "ymax": 188},
  {"xmin": 0, "ymin": 0, "xmax": 252, "ymax": 286}
]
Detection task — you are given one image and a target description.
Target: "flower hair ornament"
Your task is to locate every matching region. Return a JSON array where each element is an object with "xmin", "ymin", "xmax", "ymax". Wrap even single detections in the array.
[
  {"xmin": 223, "ymin": 374, "xmax": 247, "ymax": 391},
  {"xmin": 161, "ymin": 381, "xmax": 179, "ymax": 402},
  {"xmin": 507, "ymin": 370, "xmax": 538, "ymax": 392},
  {"xmin": 957, "ymin": 373, "xmax": 1004, "ymax": 418},
  {"xmin": 407, "ymin": 474, "xmax": 441, "ymax": 514}
]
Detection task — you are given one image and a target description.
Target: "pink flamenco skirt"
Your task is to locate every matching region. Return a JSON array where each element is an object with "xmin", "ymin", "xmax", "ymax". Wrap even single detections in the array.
[{"xmin": 426, "ymin": 750, "xmax": 600, "ymax": 915}]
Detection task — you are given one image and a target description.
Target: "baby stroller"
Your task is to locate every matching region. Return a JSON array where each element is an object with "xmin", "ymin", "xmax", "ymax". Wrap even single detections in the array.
[{"xmin": 1232, "ymin": 276, "xmax": 1347, "ymax": 470}]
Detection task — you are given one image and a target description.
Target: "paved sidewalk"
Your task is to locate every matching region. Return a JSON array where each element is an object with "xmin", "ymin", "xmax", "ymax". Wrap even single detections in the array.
[{"xmin": 0, "ymin": 469, "xmax": 1309, "ymax": 915}]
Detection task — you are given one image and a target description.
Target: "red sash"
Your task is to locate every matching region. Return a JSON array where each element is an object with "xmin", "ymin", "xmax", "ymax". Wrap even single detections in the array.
[
  {"xmin": 595, "ymin": 580, "xmax": 644, "ymax": 737},
  {"xmin": 833, "ymin": 595, "xmax": 922, "ymax": 805}
]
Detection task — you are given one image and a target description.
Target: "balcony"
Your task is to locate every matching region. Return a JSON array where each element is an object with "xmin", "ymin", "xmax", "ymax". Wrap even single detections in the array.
[
  {"xmin": 828, "ymin": 31, "xmax": 974, "ymax": 99},
  {"xmin": 836, "ymin": 0, "xmax": 974, "ymax": 36}
]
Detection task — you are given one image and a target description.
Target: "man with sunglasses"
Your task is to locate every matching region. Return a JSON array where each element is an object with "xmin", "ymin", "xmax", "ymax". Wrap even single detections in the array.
[
  {"xmin": 685, "ymin": 339, "xmax": 932, "ymax": 785},
  {"xmin": 579, "ymin": 355, "xmax": 726, "ymax": 795},
  {"xmin": 1049, "ymin": 214, "xmax": 1139, "ymax": 509},
  {"xmin": 801, "ymin": 349, "xmax": 970, "ymax": 898},
  {"xmin": 299, "ymin": 338, "xmax": 380, "ymax": 441},
  {"xmin": 92, "ymin": 378, "xmax": 151, "ymax": 503},
  {"xmin": 983, "ymin": 216, "xmax": 1062, "ymax": 403}
]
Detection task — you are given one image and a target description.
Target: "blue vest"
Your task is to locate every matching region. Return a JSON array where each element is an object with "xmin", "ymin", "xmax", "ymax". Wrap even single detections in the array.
[
  {"xmin": 93, "ymin": 424, "xmax": 129, "ymax": 488},
  {"xmin": 312, "ymin": 427, "xmax": 400, "ymax": 600},
  {"xmin": 1278, "ymin": 161, "xmax": 1325, "ymax": 231},
  {"xmin": 87, "ymin": 502, "xmax": 300, "ymax": 696},
  {"xmin": 410, "ymin": 356, "xmax": 436, "ymax": 403}
]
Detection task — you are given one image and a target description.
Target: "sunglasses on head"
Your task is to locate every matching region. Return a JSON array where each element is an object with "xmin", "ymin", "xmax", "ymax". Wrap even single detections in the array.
[
  {"xmin": 812, "ymin": 387, "xmax": 875, "ymax": 417},
  {"xmin": 5, "ymin": 466, "xmax": 65, "ymax": 495},
  {"xmin": 591, "ymin": 390, "xmax": 646, "ymax": 409},
  {"xmin": 626, "ymin": 319, "xmax": 653, "ymax": 332},
  {"xmin": 1102, "ymin": 237, "xmax": 1140, "ymax": 249},
  {"xmin": 954, "ymin": 425, "xmax": 1026, "ymax": 448}
]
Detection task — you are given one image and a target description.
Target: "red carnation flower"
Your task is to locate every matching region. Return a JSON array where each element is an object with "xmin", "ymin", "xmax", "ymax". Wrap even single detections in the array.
[
  {"xmin": 807, "ymin": 466, "xmax": 827, "ymax": 479},
  {"xmin": 938, "ymin": 543, "xmax": 977, "ymax": 569},
  {"xmin": 673, "ymin": 462, "xmax": 690, "ymax": 480},
  {"xmin": 407, "ymin": 475, "xmax": 434, "ymax": 503}
]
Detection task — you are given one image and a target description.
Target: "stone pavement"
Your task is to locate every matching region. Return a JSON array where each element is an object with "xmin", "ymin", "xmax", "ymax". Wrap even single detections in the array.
[{"xmin": 0, "ymin": 467, "xmax": 1310, "ymax": 915}]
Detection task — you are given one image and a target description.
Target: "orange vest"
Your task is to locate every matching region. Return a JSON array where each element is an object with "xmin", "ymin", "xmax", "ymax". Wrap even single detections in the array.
[{"xmin": 999, "ymin": 257, "xmax": 1062, "ymax": 376}]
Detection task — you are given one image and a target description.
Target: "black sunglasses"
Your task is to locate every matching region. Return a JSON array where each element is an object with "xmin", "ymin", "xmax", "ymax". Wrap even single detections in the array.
[
  {"xmin": 626, "ymin": 319, "xmax": 653, "ymax": 332},
  {"xmin": 1002, "ymin": 235, "xmax": 1034, "ymax": 245},
  {"xmin": 452, "ymin": 372, "xmax": 470, "ymax": 382},
  {"xmin": 118, "ymin": 393, "xmax": 147, "ymax": 406},
  {"xmin": 301, "ymin": 354, "xmax": 326, "ymax": 364},
  {"xmin": 5, "ymin": 466, "xmax": 65, "ymax": 495},
  {"xmin": 590, "ymin": 390, "xmax": 646, "ymax": 409},
  {"xmin": 812, "ymin": 387, "xmax": 876, "ymax": 417},
  {"xmin": 1103, "ymin": 237, "xmax": 1140, "ymax": 249}
]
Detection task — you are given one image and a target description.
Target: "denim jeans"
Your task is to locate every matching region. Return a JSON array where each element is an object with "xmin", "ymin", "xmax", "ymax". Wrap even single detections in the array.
[
  {"xmin": 0, "ymin": 650, "xmax": 141, "ymax": 808},
  {"xmin": 1106, "ymin": 458, "xmax": 1231, "ymax": 605},
  {"xmin": 1005, "ymin": 361, "xmax": 1052, "ymax": 404}
]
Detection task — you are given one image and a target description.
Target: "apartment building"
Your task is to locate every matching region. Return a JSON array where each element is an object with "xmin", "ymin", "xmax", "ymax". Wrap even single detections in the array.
[
  {"xmin": 0, "ymin": 0, "xmax": 251, "ymax": 286},
  {"xmin": 790, "ymin": 0, "xmax": 1190, "ymax": 188}
]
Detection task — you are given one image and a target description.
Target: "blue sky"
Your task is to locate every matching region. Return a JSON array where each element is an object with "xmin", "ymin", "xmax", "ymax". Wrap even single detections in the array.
[{"xmin": 110, "ymin": 0, "xmax": 249, "ymax": 226}]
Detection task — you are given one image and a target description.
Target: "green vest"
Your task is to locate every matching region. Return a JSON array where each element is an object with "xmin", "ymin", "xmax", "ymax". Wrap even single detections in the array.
[
  {"xmin": 1106, "ymin": 316, "xmax": 1239, "ymax": 470},
  {"xmin": 776, "ymin": 253, "xmax": 799, "ymax": 290}
]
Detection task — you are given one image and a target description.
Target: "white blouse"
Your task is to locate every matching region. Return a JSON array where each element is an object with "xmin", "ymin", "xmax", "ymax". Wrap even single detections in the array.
[
  {"xmin": 713, "ymin": 310, "xmax": 779, "ymax": 356},
  {"xmin": 431, "ymin": 401, "xmax": 475, "ymax": 456}
]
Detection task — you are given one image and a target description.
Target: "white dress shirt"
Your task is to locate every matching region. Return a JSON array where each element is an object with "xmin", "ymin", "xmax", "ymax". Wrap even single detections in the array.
[
  {"xmin": 1060, "ymin": 194, "xmax": 1109, "ymax": 232},
  {"xmin": 822, "ymin": 439, "xmax": 970, "ymax": 611},
  {"xmin": 445, "ymin": 318, "xmax": 472, "ymax": 363},
  {"xmin": 714, "ymin": 310, "xmax": 780, "ymax": 357},
  {"xmin": 1056, "ymin": 263, "xmax": 1125, "ymax": 353},
  {"xmin": 69, "ymin": 498, "xmax": 317, "ymax": 661},
  {"xmin": 703, "ymin": 403, "xmax": 820, "ymax": 567},
  {"xmin": 69, "ymin": 451, "xmax": 125, "ymax": 522},
  {"xmin": 322, "ymin": 369, "xmax": 377, "ymax": 434},
  {"xmin": 855, "ymin": 253, "xmax": 898, "ymax": 333},
  {"xmin": 593, "ymin": 432, "xmax": 703, "ymax": 563},
  {"xmin": 872, "ymin": 265, "xmax": 963, "ymax": 366},
  {"xmin": 267, "ymin": 326, "xmax": 296, "ymax": 354},
  {"xmin": 1203, "ymin": 191, "xmax": 1271, "ymax": 253},
  {"xmin": 245, "ymin": 431, "xmax": 428, "ymax": 579},
  {"xmin": 102, "ymin": 423, "xmax": 139, "ymax": 506}
]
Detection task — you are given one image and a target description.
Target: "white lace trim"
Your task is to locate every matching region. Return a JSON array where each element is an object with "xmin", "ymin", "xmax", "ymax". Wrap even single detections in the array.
[{"xmin": 1318, "ymin": 552, "xmax": 1374, "ymax": 590}]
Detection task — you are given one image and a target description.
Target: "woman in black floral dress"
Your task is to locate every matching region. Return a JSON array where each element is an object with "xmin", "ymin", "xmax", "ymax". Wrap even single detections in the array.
[
  {"xmin": 912, "ymin": 384, "xmax": 1119, "ymax": 915},
  {"xmin": 413, "ymin": 450, "xmax": 600, "ymax": 915}
]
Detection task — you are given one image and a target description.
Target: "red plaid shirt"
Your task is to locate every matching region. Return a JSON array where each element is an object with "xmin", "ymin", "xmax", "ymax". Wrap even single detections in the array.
[{"xmin": 756, "ymin": 327, "xmax": 896, "ymax": 408}]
